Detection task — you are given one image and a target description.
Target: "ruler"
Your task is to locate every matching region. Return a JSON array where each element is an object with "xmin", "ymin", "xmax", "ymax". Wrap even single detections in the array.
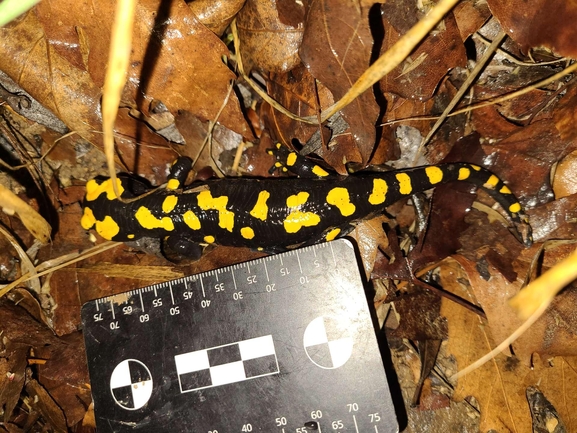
[{"xmin": 82, "ymin": 239, "xmax": 398, "ymax": 432}]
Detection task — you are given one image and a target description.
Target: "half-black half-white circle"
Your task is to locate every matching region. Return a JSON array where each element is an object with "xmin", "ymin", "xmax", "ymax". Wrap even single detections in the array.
[
  {"xmin": 303, "ymin": 316, "xmax": 353, "ymax": 369},
  {"xmin": 109, "ymin": 359, "xmax": 153, "ymax": 410}
]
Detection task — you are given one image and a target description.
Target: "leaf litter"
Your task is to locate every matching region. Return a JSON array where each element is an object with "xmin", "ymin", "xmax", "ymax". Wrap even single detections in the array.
[{"xmin": 0, "ymin": 0, "xmax": 577, "ymax": 431}]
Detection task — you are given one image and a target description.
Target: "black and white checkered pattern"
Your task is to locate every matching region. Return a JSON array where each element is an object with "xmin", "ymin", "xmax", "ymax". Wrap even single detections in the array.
[
  {"xmin": 174, "ymin": 335, "xmax": 279, "ymax": 393},
  {"xmin": 303, "ymin": 316, "xmax": 354, "ymax": 369},
  {"xmin": 109, "ymin": 359, "xmax": 153, "ymax": 410}
]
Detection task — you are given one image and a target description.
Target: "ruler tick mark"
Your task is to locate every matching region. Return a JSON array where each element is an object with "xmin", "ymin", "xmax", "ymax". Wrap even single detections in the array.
[
  {"xmin": 353, "ymin": 414, "xmax": 359, "ymax": 433},
  {"xmin": 231, "ymin": 269, "xmax": 237, "ymax": 291},
  {"xmin": 109, "ymin": 301, "xmax": 115, "ymax": 320},
  {"xmin": 329, "ymin": 242, "xmax": 336, "ymax": 266},
  {"xmin": 139, "ymin": 291, "xmax": 144, "ymax": 312},
  {"xmin": 199, "ymin": 277, "xmax": 205, "ymax": 298},
  {"xmin": 246, "ymin": 262, "xmax": 250, "ymax": 274},
  {"xmin": 169, "ymin": 282, "xmax": 175, "ymax": 304},
  {"xmin": 263, "ymin": 260, "xmax": 269, "ymax": 282},
  {"xmin": 296, "ymin": 251, "xmax": 302, "ymax": 273}
]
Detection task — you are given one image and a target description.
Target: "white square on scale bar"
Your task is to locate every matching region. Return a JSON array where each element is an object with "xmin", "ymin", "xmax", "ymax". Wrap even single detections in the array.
[
  {"xmin": 239, "ymin": 335, "xmax": 275, "ymax": 360},
  {"xmin": 174, "ymin": 350, "xmax": 210, "ymax": 375}
]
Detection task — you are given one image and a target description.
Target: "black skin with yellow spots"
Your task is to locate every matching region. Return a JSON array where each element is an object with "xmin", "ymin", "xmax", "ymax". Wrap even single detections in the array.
[{"xmin": 81, "ymin": 145, "xmax": 532, "ymax": 257}]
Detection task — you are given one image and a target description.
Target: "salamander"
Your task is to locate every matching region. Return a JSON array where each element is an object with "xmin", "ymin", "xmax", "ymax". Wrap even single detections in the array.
[{"xmin": 81, "ymin": 144, "xmax": 532, "ymax": 258}]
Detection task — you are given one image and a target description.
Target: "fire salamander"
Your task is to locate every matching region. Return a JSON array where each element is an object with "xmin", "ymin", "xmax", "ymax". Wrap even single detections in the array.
[{"xmin": 81, "ymin": 144, "xmax": 532, "ymax": 258}]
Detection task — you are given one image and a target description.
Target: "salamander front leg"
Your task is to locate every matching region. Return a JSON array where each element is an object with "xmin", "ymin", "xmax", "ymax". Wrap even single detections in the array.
[
  {"xmin": 166, "ymin": 157, "xmax": 193, "ymax": 190},
  {"xmin": 267, "ymin": 143, "xmax": 332, "ymax": 178}
]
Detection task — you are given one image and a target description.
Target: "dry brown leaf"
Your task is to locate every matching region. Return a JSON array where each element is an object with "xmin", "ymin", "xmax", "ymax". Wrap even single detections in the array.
[
  {"xmin": 487, "ymin": 0, "xmax": 577, "ymax": 57},
  {"xmin": 0, "ymin": 0, "xmax": 252, "ymax": 167},
  {"xmin": 0, "ymin": 185, "xmax": 51, "ymax": 244},
  {"xmin": 552, "ymin": 149, "xmax": 577, "ymax": 198},
  {"xmin": 452, "ymin": 0, "xmax": 491, "ymax": 40},
  {"xmin": 528, "ymin": 194, "xmax": 577, "ymax": 243},
  {"xmin": 264, "ymin": 65, "xmax": 333, "ymax": 147},
  {"xmin": 349, "ymin": 215, "xmax": 390, "ymax": 279},
  {"xmin": 299, "ymin": 0, "xmax": 379, "ymax": 165},
  {"xmin": 481, "ymin": 119, "xmax": 573, "ymax": 208},
  {"xmin": 438, "ymin": 260, "xmax": 577, "ymax": 432},
  {"xmin": 440, "ymin": 287, "xmax": 577, "ymax": 432},
  {"xmin": 442, "ymin": 255, "xmax": 577, "ymax": 364},
  {"xmin": 236, "ymin": 0, "xmax": 304, "ymax": 72},
  {"xmin": 189, "ymin": 0, "xmax": 246, "ymax": 36},
  {"xmin": 380, "ymin": 1, "xmax": 467, "ymax": 101}
]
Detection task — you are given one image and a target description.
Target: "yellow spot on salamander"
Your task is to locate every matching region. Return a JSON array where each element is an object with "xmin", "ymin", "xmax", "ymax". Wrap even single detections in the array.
[
  {"xmin": 81, "ymin": 207, "xmax": 96, "ymax": 229},
  {"xmin": 368, "ymin": 178, "xmax": 388, "ymax": 205},
  {"xmin": 275, "ymin": 162, "xmax": 282, "ymax": 168},
  {"xmin": 197, "ymin": 191, "xmax": 235, "ymax": 232},
  {"xmin": 326, "ymin": 187, "xmax": 356, "ymax": 217},
  {"xmin": 509, "ymin": 202, "xmax": 521, "ymax": 213},
  {"xmin": 287, "ymin": 191, "xmax": 309, "ymax": 208},
  {"xmin": 283, "ymin": 211, "xmax": 321, "ymax": 233},
  {"xmin": 95, "ymin": 216, "xmax": 120, "ymax": 239},
  {"xmin": 167, "ymin": 179, "xmax": 180, "ymax": 190},
  {"xmin": 135, "ymin": 206, "xmax": 175, "ymax": 231},
  {"xmin": 241, "ymin": 227, "xmax": 255, "ymax": 239},
  {"xmin": 85, "ymin": 178, "xmax": 124, "ymax": 201},
  {"xmin": 500, "ymin": 185, "xmax": 512, "ymax": 194},
  {"xmin": 183, "ymin": 210, "xmax": 201, "ymax": 230},
  {"xmin": 286, "ymin": 152, "xmax": 298, "ymax": 166},
  {"xmin": 127, "ymin": 234, "xmax": 135, "ymax": 239},
  {"xmin": 483, "ymin": 174, "xmax": 499, "ymax": 189},
  {"xmin": 162, "ymin": 195, "xmax": 178, "ymax": 213},
  {"xmin": 204, "ymin": 235, "xmax": 215, "ymax": 244},
  {"xmin": 425, "ymin": 166, "xmax": 443, "ymax": 184},
  {"xmin": 325, "ymin": 227, "xmax": 341, "ymax": 241},
  {"xmin": 470, "ymin": 164, "xmax": 481, "ymax": 171},
  {"xmin": 396, "ymin": 173, "xmax": 412, "ymax": 195},
  {"xmin": 458, "ymin": 167, "xmax": 470, "ymax": 180},
  {"xmin": 250, "ymin": 191, "xmax": 270, "ymax": 221},
  {"xmin": 312, "ymin": 165, "xmax": 329, "ymax": 177}
]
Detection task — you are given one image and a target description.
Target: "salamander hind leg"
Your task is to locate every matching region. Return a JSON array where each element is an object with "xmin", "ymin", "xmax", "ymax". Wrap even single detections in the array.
[
  {"xmin": 302, "ymin": 224, "xmax": 355, "ymax": 246},
  {"xmin": 267, "ymin": 143, "xmax": 332, "ymax": 178},
  {"xmin": 163, "ymin": 235, "xmax": 203, "ymax": 261}
]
